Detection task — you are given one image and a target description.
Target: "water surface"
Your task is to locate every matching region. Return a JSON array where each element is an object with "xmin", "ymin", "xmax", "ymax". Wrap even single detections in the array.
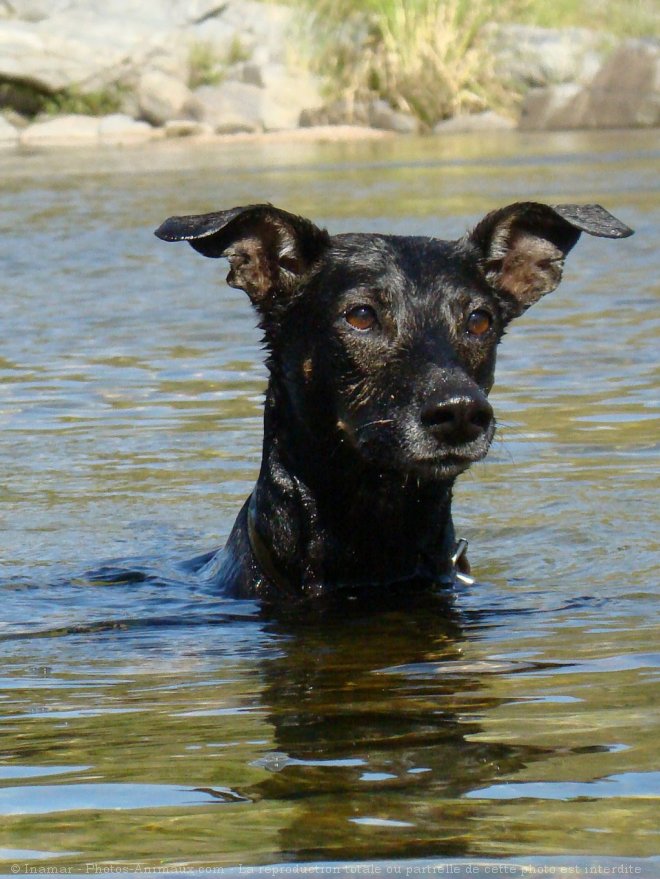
[{"xmin": 0, "ymin": 130, "xmax": 658, "ymax": 871}]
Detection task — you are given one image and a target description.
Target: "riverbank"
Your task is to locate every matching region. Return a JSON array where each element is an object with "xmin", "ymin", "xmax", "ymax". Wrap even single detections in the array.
[{"xmin": 0, "ymin": 0, "xmax": 658, "ymax": 150}]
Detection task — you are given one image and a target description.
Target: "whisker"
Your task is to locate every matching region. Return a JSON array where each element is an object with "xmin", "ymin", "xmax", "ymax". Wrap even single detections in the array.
[{"xmin": 355, "ymin": 418, "xmax": 395, "ymax": 433}]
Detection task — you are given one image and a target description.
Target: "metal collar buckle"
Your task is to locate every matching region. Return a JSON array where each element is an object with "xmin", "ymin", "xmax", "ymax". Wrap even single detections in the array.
[{"xmin": 451, "ymin": 537, "xmax": 475, "ymax": 585}]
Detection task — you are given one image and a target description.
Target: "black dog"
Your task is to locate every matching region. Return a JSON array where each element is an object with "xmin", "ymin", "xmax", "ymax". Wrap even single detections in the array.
[{"xmin": 156, "ymin": 202, "xmax": 632, "ymax": 605}]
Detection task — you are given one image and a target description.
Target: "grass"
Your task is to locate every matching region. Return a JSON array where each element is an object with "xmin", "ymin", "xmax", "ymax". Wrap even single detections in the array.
[
  {"xmin": 293, "ymin": 0, "xmax": 659, "ymax": 127},
  {"xmin": 296, "ymin": 0, "xmax": 513, "ymax": 126},
  {"xmin": 188, "ymin": 36, "xmax": 251, "ymax": 89},
  {"xmin": 41, "ymin": 86, "xmax": 126, "ymax": 117},
  {"xmin": 0, "ymin": 82, "xmax": 128, "ymax": 118},
  {"xmin": 514, "ymin": 0, "xmax": 659, "ymax": 36}
]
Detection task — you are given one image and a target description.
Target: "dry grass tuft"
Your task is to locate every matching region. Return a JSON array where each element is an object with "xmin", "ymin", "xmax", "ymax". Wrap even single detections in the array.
[
  {"xmin": 295, "ymin": 0, "xmax": 520, "ymax": 127},
  {"xmin": 293, "ymin": 0, "xmax": 659, "ymax": 127}
]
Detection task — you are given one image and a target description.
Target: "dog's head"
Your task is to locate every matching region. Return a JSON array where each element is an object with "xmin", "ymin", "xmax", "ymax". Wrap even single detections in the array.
[{"xmin": 156, "ymin": 202, "xmax": 632, "ymax": 481}]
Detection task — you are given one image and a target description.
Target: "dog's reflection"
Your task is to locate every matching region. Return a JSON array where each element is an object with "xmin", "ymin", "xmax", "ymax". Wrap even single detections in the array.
[{"xmin": 250, "ymin": 597, "xmax": 549, "ymax": 861}]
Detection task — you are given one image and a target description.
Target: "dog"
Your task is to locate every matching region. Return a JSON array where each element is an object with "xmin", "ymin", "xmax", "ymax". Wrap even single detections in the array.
[{"xmin": 155, "ymin": 201, "xmax": 632, "ymax": 606}]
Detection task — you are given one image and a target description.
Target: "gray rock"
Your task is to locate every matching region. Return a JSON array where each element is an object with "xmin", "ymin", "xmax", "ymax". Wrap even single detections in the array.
[
  {"xmin": 0, "ymin": 15, "xmax": 172, "ymax": 94},
  {"xmin": 369, "ymin": 99, "xmax": 418, "ymax": 133},
  {"xmin": 231, "ymin": 61, "xmax": 266, "ymax": 88},
  {"xmin": 220, "ymin": 61, "xmax": 324, "ymax": 131},
  {"xmin": 300, "ymin": 98, "xmax": 372, "ymax": 128},
  {"xmin": 483, "ymin": 23, "xmax": 610, "ymax": 89},
  {"xmin": 577, "ymin": 39, "xmax": 660, "ymax": 128},
  {"xmin": 164, "ymin": 118, "xmax": 213, "ymax": 137},
  {"xmin": 20, "ymin": 113, "xmax": 99, "ymax": 145},
  {"xmin": 98, "ymin": 113, "xmax": 156, "ymax": 143},
  {"xmin": 2, "ymin": 0, "xmax": 73, "ymax": 21},
  {"xmin": 519, "ymin": 40, "xmax": 660, "ymax": 130},
  {"xmin": 0, "ymin": 114, "xmax": 19, "ymax": 146},
  {"xmin": 433, "ymin": 111, "xmax": 515, "ymax": 133},
  {"xmin": 137, "ymin": 70, "xmax": 201, "ymax": 125},
  {"xmin": 0, "ymin": 0, "xmax": 297, "ymax": 118},
  {"xmin": 194, "ymin": 81, "xmax": 263, "ymax": 133},
  {"xmin": 257, "ymin": 64, "xmax": 324, "ymax": 131},
  {"xmin": 1, "ymin": 107, "xmax": 28, "ymax": 128},
  {"xmin": 0, "ymin": 1, "xmax": 204, "ymax": 96},
  {"xmin": 519, "ymin": 84, "xmax": 584, "ymax": 130},
  {"xmin": 219, "ymin": 0, "xmax": 292, "ymax": 64}
]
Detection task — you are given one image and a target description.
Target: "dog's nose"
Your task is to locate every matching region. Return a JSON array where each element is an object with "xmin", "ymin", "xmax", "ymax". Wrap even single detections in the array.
[{"xmin": 420, "ymin": 394, "xmax": 493, "ymax": 445}]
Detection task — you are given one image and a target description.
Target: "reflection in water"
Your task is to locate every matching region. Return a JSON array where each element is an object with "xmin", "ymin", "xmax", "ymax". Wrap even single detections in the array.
[{"xmin": 254, "ymin": 602, "xmax": 549, "ymax": 861}]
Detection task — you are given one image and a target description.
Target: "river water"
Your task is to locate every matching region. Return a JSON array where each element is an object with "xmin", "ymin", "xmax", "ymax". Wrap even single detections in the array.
[{"xmin": 0, "ymin": 130, "xmax": 658, "ymax": 874}]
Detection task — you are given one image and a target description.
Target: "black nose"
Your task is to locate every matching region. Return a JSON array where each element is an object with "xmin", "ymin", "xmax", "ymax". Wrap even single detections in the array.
[{"xmin": 420, "ymin": 394, "xmax": 493, "ymax": 445}]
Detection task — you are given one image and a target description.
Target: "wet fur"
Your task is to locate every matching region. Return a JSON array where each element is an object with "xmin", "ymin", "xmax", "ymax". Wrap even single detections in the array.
[{"xmin": 156, "ymin": 202, "xmax": 632, "ymax": 607}]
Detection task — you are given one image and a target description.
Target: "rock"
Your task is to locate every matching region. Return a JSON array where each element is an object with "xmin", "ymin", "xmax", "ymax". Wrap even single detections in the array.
[
  {"xmin": 0, "ymin": 16, "xmax": 164, "ymax": 94},
  {"xmin": 483, "ymin": 23, "xmax": 609, "ymax": 89},
  {"xmin": 137, "ymin": 70, "xmax": 201, "ymax": 125},
  {"xmin": 227, "ymin": 61, "xmax": 324, "ymax": 130},
  {"xmin": 519, "ymin": 40, "xmax": 660, "ymax": 130},
  {"xmin": 194, "ymin": 81, "xmax": 263, "ymax": 133},
  {"xmin": 0, "ymin": 0, "xmax": 296, "ymax": 116},
  {"xmin": 219, "ymin": 0, "xmax": 292, "ymax": 64},
  {"xmin": 0, "ymin": 3, "xmax": 192, "ymax": 96},
  {"xmin": 20, "ymin": 112, "xmax": 99, "ymax": 145},
  {"xmin": 0, "ymin": 114, "xmax": 19, "ymax": 146},
  {"xmin": 519, "ymin": 83, "xmax": 584, "ymax": 130},
  {"xmin": 369, "ymin": 99, "xmax": 418, "ymax": 133},
  {"xmin": 300, "ymin": 98, "xmax": 372, "ymax": 128},
  {"xmin": 303, "ymin": 96, "xmax": 418, "ymax": 132},
  {"xmin": 3, "ymin": 0, "xmax": 73, "ymax": 21},
  {"xmin": 1, "ymin": 107, "xmax": 28, "ymax": 128},
  {"xmin": 199, "ymin": 63, "xmax": 324, "ymax": 132},
  {"xmin": 256, "ymin": 64, "xmax": 323, "ymax": 131},
  {"xmin": 577, "ymin": 39, "xmax": 660, "ymax": 128},
  {"xmin": 98, "ymin": 113, "xmax": 156, "ymax": 143},
  {"xmin": 164, "ymin": 118, "xmax": 213, "ymax": 137},
  {"xmin": 433, "ymin": 110, "xmax": 515, "ymax": 134},
  {"xmin": 232, "ymin": 61, "xmax": 267, "ymax": 88}
]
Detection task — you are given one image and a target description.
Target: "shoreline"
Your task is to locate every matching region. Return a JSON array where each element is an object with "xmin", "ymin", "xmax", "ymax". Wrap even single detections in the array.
[
  {"xmin": 3, "ymin": 128, "xmax": 657, "ymax": 189},
  {"xmin": 5, "ymin": 120, "xmax": 657, "ymax": 154}
]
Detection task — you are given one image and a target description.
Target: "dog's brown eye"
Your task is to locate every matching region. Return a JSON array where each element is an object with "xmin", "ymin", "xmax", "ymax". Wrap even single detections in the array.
[
  {"xmin": 345, "ymin": 305, "xmax": 378, "ymax": 331},
  {"xmin": 466, "ymin": 309, "xmax": 492, "ymax": 337}
]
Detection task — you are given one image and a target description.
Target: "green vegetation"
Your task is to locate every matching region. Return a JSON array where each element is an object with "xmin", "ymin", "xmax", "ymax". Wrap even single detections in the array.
[
  {"xmin": 293, "ymin": 0, "xmax": 659, "ymax": 127},
  {"xmin": 514, "ymin": 0, "xmax": 658, "ymax": 35},
  {"xmin": 41, "ymin": 84, "xmax": 127, "ymax": 116},
  {"xmin": 0, "ymin": 81, "xmax": 128, "ymax": 118},
  {"xmin": 188, "ymin": 41, "xmax": 225, "ymax": 88},
  {"xmin": 188, "ymin": 36, "xmax": 251, "ymax": 89}
]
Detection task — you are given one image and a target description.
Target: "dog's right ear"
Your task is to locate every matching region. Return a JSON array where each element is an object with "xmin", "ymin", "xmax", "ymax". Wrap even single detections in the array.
[{"xmin": 155, "ymin": 204, "xmax": 329, "ymax": 309}]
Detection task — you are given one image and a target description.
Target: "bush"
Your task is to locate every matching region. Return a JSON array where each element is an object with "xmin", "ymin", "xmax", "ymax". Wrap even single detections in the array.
[
  {"xmin": 294, "ymin": 0, "xmax": 659, "ymax": 127},
  {"xmin": 295, "ymin": 0, "xmax": 518, "ymax": 127}
]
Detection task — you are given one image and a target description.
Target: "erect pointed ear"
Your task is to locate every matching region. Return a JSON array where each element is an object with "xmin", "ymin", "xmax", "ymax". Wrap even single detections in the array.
[
  {"xmin": 467, "ymin": 202, "xmax": 633, "ymax": 319},
  {"xmin": 155, "ymin": 204, "xmax": 330, "ymax": 308}
]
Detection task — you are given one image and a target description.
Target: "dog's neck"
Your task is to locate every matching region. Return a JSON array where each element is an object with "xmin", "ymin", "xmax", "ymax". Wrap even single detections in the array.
[{"xmin": 246, "ymin": 385, "xmax": 457, "ymax": 598}]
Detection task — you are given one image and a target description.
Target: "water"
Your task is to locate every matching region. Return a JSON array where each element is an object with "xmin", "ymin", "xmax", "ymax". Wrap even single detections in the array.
[{"xmin": 0, "ymin": 130, "xmax": 657, "ymax": 873}]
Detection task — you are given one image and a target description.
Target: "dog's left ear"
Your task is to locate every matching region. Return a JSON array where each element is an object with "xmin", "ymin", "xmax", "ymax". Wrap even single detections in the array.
[
  {"xmin": 155, "ymin": 204, "xmax": 329, "ymax": 309},
  {"xmin": 468, "ymin": 202, "xmax": 633, "ymax": 319}
]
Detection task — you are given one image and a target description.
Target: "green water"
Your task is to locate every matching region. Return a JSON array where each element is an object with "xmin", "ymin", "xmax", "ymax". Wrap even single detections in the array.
[{"xmin": 0, "ymin": 130, "xmax": 658, "ymax": 873}]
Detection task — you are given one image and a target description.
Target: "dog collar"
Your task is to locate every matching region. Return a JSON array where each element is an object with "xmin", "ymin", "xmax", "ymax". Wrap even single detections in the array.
[
  {"xmin": 246, "ymin": 494, "xmax": 294, "ymax": 594},
  {"xmin": 248, "ymin": 493, "xmax": 475, "ymax": 592}
]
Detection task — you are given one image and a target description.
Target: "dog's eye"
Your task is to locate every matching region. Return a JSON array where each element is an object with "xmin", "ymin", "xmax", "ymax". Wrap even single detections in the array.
[
  {"xmin": 345, "ymin": 305, "xmax": 378, "ymax": 331},
  {"xmin": 466, "ymin": 309, "xmax": 493, "ymax": 337}
]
